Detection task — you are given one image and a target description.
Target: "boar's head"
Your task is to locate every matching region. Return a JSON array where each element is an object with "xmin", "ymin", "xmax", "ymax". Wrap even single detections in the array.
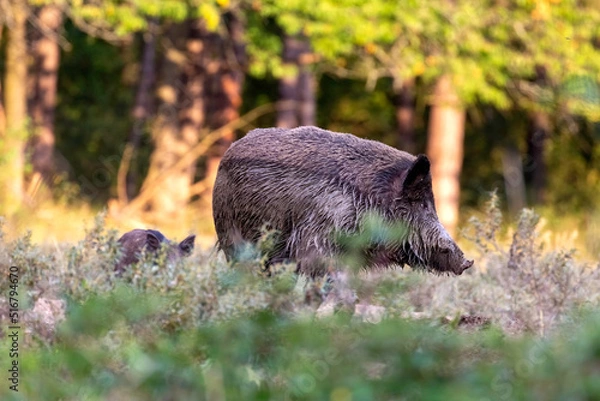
[
  {"xmin": 115, "ymin": 229, "xmax": 196, "ymax": 274},
  {"xmin": 144, "ymin": 229, "xmax": 196, "ymax": 262},
  {"xmin": 379, "ymin": 155, "xmax": 473, "ymax": 275}
]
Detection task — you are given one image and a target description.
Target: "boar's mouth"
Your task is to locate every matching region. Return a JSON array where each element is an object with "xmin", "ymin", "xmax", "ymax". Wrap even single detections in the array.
[
  {"xmin": 436, "ymin": 258, "xmax": 473, "ymax": 275},
  {"xmin": 426, "ymin": 252, "xmax": 474, "ymax": 275},
  {"xmin": 401, "ymin": 242, "xmax": 473, "ymax": 276}
]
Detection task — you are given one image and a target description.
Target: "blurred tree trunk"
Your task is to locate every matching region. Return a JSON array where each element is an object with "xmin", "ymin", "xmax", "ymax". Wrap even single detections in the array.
[
  {"xmin": 139, "ymin": 21, "xmax": 204, "ymax": 218},
  {"xmin": 426, "ymin": 75, "xmax": 466, "ymax": 237},
  {"xmin": 502, "ymin": 145, "xmax": 527, "ymax": 215},
  {"xmin": 202, "ymin": 13, "xmax": 246, "ymax": 204},
  {"xmin": 526, "ymin": 112, "xmax": 549, "ymax": 204},
  {"xmin": 28, "ymin": 5, "xmax": 63, "ymax": 190},
  {"xmin": 526, "ymin": 66, "xmax": 550, "ymax": 204},
  {"xmin": 120, "ymin": 18, "xmax": 158, "ymax": 202},
  {"xmin": 297, "ymin": 39, "xmax": 315, "ymax": 126},
  {"xmin": 277, "ymin": 35, "xmax": 302, "ymax": 128},
  {"xmin": 277, "ymin": 35, "xmax": 315, "ymax": 128},
  {"xmin": 2, "ymin": 0, "xmax": 29, "ymax": 214},
  {"xmin": 393, "ymin": 77, "xmax": 416, "ymax": 153}
]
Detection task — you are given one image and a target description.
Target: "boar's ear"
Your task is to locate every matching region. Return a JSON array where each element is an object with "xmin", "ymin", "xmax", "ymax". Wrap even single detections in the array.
[
  {"xmin": 402, "ymin": 154, "xmax": 431, "ymax": 192},
  {"xmin": 179, "ymin": 235, "xmax": 196, "ymax": 256},
  {"xmin": 146, "ymin": 231, "xmax": 162, "ymax": 251}
]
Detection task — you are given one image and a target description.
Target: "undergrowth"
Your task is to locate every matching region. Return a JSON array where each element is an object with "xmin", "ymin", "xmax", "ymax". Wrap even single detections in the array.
[
  {"xmin": 389, "ymin": 192, "xmax": 600, "ymax": 335},
  {"xmin": 1, "ymin": 196, "xmax": 600, "ymax": 399}
]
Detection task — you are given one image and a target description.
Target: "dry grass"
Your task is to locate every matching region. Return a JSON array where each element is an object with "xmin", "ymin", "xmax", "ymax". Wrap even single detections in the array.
[{"xmin": 1, "ymin": 193, "xmax": 599, "ymax": 341}]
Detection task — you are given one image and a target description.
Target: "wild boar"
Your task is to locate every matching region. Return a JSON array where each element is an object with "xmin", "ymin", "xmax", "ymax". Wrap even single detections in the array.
[
  {"xmin": 212, "ymin": 126, "xmax": 473, "ymax": 276},
  {"xmin": 115, "ymin": 229, "xmax": 195, "ymax": 274}
]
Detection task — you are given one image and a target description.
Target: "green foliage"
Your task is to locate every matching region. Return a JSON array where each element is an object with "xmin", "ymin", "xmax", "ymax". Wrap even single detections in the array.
[
  {"xmin": 55, "ymin": 22, "xmax": 135, "ymax": 203},
  {"xmin": 256, "ymin": 0, "xmax": 358, "ymax": 62},
  {"xmin": 317, "ymin": 76, "xmax": 399, "ymax": 144},
  {"xmin": 36, "ymin": 0, "xmax": 599, "ymax": 214},
  {"xmin": 545, "ymin": 124, "xmax": 600, "ymax": 212},
  {"xmin": 67, "ymin": 0, "xmax": 226, "ymax": 37},
  {"xmin": 335, "ymin": 211, "xmax": 409, "ymax": 272},
  {"xmin": 7, "ymin": 284, "xmax": 600, "ymax": 399},
  {"xmin": 244, "ymin": 12, "xmax": 284, "ymax": 78},
  {"xmin": 253, "ymin": 0, "xmax": 600, "ymax": 118}
]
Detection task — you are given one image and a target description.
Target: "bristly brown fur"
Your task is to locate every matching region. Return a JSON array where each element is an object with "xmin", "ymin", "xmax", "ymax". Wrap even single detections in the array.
[{"xmin": 212, "ymin": 126, "xmax": 473, "ymax": 276}]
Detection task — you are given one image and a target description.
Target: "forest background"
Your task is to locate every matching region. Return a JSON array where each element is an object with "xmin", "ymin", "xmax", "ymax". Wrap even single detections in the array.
[
  {"xmin": 1, "ymin": 0, "xmax": 599, "ymax": 255},
  {"xmin": 2, "ymin": 2, "xmax": 600, "ymax": 398}
]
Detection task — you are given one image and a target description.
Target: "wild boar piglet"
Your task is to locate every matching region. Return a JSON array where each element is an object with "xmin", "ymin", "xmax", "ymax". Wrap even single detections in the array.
[{"xmin": 115, "ymin": 229, "xmax": 195, "ymax": 273}]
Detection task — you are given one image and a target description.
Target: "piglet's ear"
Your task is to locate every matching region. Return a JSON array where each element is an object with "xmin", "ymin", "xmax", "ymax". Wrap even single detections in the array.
[
  {"xmin": 179, "ymin": 235, "xmax": 196, "ymax": 256},
  {"xmin": 402, "ymin": 154, "xmax": 431, "ymax": 191},
  {"xmin": 146, "ymin": 232, "xmax": 162, "ymax": 251}
]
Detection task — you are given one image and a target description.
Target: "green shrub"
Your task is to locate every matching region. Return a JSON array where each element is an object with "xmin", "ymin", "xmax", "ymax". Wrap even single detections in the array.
[{"xmin": 5, "ymin": 288, "xmax": 600, "ymax": 400}]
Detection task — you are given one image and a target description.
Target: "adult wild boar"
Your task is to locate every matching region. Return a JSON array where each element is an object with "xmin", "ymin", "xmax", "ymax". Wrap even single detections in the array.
[
  {"xmin": 212, "ymin": 126, "xmax": 473, "ymax": 276},
  {"xmin": 115, "ymin": 229, "xmax": 195, "ymax": 274}
]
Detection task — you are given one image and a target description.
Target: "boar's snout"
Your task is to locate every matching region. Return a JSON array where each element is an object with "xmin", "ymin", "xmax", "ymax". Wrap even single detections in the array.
[
  {"xmin": 445, "ymin": 246, "xmax": 474, "ymax": 275},
  {"xmin": 443, "ymin": 254, "xmax": 473, "ymax": 276},
  {"xmin": 456, "ymin": 259, "xmax": 474, "ymax": 275},
  {"xmin": 428, "ymin": 235, "xmax": 474, "ymax": 275}
]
